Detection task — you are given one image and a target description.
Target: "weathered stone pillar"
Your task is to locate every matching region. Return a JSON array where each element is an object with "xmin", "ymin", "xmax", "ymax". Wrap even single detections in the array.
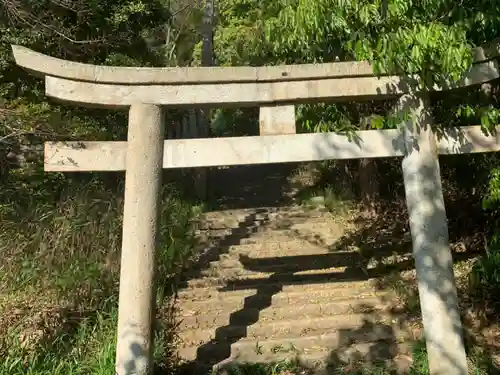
[
  {"xmin": 400, "ymin": 94, "xmax": 468, "ymax": 375},
  {"xmin": 193, "ymin": 108, "xmax": 209, "ymax": 200},
  {"xmin": 259, "ymin": 105, "xmax": 296, "ymax": 134},
  {"xmin": 115, "ymin": 103, "xmax": 164, "ymax": 375}
]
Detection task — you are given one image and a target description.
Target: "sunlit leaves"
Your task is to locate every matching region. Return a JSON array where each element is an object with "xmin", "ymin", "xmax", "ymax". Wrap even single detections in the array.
[
  {"xmin": 483, "ymin": 167, "xmax": 500, "ymax": 210},
  {"xmin": 260, "ymin": 0, "xmax": 479, "ymax": 86},
  {"xmin": 111, "ymin": 1, "xmax": 149, "ymax": 25}
]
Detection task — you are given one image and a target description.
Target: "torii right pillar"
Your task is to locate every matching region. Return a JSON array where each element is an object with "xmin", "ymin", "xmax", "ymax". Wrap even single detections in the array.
[{"xmin": 400, "ymin": 94, "xmax": 468, "ymax": 375}]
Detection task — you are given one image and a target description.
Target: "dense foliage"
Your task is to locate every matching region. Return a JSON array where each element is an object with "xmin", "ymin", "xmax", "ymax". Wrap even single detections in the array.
[{"xmin": 0, "ymin": 1, "xmax": 206, "ymax": 373}]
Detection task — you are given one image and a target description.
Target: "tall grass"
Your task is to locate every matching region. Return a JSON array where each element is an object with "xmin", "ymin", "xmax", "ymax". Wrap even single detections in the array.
[{"xmin": 0, "ymin": 171, "xmax": 202, "ymax": 374}]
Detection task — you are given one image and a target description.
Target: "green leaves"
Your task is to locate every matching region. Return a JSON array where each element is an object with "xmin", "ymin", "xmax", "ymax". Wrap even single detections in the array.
[
  {"xmin": 483, "ymin": 167, "xmax": 500, "ymax": 210},
  {"xmin": 110, "ymin": 1, "xmax": 150, "ymax": 26},
  {"xmin": 254, "ymin": 0, "xmax": 483, "ymax": 88}
]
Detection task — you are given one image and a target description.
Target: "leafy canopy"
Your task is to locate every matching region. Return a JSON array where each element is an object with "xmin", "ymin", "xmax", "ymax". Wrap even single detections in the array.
[{"xmin": 217, "ymin": 0, "xmax": 500, "ymax": 85}]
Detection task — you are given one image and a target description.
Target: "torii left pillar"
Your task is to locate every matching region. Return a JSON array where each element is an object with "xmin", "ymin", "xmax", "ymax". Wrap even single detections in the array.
[{"xmin": 115, "ymin": 103, "xmax": 165, "ymax": 375}]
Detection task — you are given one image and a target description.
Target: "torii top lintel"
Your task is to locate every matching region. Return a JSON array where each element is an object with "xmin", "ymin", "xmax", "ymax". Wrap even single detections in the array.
[{"xmin": 10, "ymin": 39, "xmax": 500, "ymax": 108}]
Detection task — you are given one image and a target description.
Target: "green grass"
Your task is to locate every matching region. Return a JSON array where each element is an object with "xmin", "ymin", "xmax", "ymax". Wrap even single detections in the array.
[
  {"xmin": 0, "ymin": 173, "xmax": 202, "ymax": 374},
  {"xmin": 1, "ymin": 309, "xmax": 117, "ymax": 375}
]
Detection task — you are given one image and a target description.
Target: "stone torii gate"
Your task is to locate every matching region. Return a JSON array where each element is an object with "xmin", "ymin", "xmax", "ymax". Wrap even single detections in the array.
[{"xmin": 11, "ymin": 40, "xmax": 500, "ymax": 375}]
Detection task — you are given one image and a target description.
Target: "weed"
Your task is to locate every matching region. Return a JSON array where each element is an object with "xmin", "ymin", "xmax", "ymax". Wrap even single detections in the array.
[
  {"xmin": 297, "ymin": 184, "xmax": 354, "ymax": 217},
  {"xmin": 255, "ymin": 342, "xmax": 264, "ymax": 355},
  {"xmin": 469, "ymin": 235, "xmax": 500, "ymax": 311},
  {"xmin": 217, "ymin": 359, "xmax": 303, "ymax": 375}
]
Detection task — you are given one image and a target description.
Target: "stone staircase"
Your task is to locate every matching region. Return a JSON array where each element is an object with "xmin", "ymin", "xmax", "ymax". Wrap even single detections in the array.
[{"xmin": 174, "ymin": 204, "xmax": 413, "ymax": 374}]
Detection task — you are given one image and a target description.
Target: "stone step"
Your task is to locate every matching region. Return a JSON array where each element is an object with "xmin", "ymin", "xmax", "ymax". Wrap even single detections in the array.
[
  {"xmin": 200, "ymin": 206, "xmax": 330, "ymax": 221},
  {"xmin": 199, "ymin": 212, "xmax": 335, "ymax": 227},
  {"xmin": 178, "ymin": 298, "xmax": 387, "ymax": 331},
  {"xmin": 215, "ymin": 349, "xmax": 411, "ymax": 374},
  {"xmin": 197, "ymin": 218, "xmax": 265, "ymax": 231},
  {"xmin": 180, "ymin": 342, "xmax": 413, "ymax": 375},
  {"xmin": 188, "ymin": 262, "xmax": 367, "ymax": 285},
  {"xmin": 218, "ymin": 247, "xmax": 333, "ymax": 261},
  {"xmin": 234, "ymin": 227, "xmax": 407, "ymax": 247},
  {"xmin": 219, "ymin": 240, "xmax": 338, "ymax": 257},
  {"xmin": 194, "ymin": 252, "xmax": 366, "ymax": 277},
  {"xmin": 198, "ymin": 228, "xmax": 344, "ymax": 247},
  {"xmin": 183, "ymin": 247, "xmax": 362, "ymax": 280},
  {"xmin": 183, "ymin": 246, "xmax": 338, "ymax": 278},
  {"xmin": 185, "ymin": 266, "xmax": 369, "ymax": 289},
  {"xmin": 196, "ymin": 221, "xmax": 341, "ymax": 236},
  {"xmin": 196, "ymin": 220, "xmax": 341, "ymax": 234},
  {"xmin": 238, "ymin": 231, "xmax": 342, "ymax": 246},
  {"xmin": 178, "ymin": 325, "xmax": 408, "ymax": 363},
  {"xmin": 178, "ymin": 314, "xmax": 400, "ymax": 347},
  {"xmin": 177, "ymin": 280, "xmax": 383, "ymax": 303},
  {"xmin": 222, "ymin": 351, "xmax": 332, "ymax": 372},
  {"xmin": 197, "ymin": 208, "xmax": 331, "ymax": 230},
  {"xmin": 179, "ymin": 352, "xmax": 328, "ymax": 375}
]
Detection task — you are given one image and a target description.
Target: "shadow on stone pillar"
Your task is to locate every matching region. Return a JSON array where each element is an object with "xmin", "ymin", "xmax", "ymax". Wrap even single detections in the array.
[
  {"xmin": 399, "ymin": 94, "xmax": 468, "ymax": 375},
  {"xmin": 193, "ymin": 108, "xmax": 209, "ymax": 201}
]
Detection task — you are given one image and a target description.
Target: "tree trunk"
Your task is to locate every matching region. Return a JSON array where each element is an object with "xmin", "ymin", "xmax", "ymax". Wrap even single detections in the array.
[
  {"xmin": 194, "ymin": 0, "xmax": 215, "ymax": 201},
  {"xmin": 201, "ymin": 0, "xmax": 214, "ymax": 67}
]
